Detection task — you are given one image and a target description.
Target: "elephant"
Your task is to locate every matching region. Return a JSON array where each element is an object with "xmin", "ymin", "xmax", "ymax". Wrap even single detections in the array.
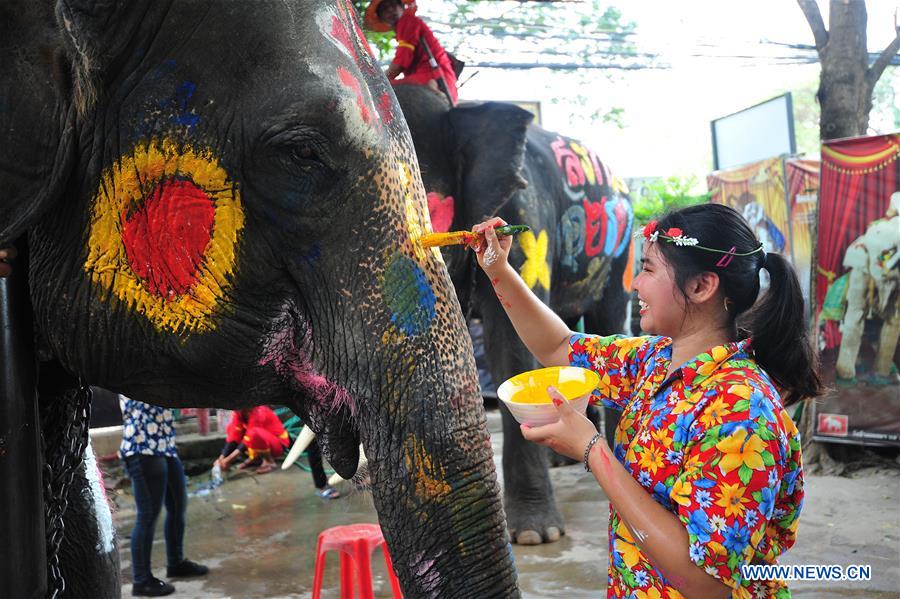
[
  {"xmin": 394, "ymin": 84, "xmax": 633, "ymax": 545},
  {"xmin": 0, "ymin": 1, "xmax": 518, "ymax": 597}
]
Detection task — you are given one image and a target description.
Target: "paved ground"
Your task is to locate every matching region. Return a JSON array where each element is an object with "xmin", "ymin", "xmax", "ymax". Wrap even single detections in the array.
[{"xmin": 107, "ymin": 410, "xmax": 900, "ymax": 598}]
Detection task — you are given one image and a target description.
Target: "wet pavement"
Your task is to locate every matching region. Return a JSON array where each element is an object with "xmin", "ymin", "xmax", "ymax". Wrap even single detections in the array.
[{"xmin": 109, "ymin": 409, "xmax": 900, "ymax": 598}]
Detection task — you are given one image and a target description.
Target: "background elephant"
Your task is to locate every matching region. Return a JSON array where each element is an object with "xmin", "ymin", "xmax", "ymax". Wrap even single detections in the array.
[
  {"xmin": 395, "ymin": 84, "xmax": 633, "ymax": 545},
  {"xmin": 0, "ymin": 2, "xmax": 518, "ymax": 596}
]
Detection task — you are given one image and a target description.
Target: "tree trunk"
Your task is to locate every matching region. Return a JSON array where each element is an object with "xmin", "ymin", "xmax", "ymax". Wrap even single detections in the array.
[
  {"xmin": 817, "ymin": 1, "xmax": 870, "ymax": 140},
  {"xmin": 799, "ymin": 0, "xmax": 900, "ymax": 142}
]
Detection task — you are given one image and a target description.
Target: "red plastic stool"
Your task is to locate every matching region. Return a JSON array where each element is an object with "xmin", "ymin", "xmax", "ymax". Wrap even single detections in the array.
[{"xmin": 312, "ymin": 523, "xmax": 403, "ymax": 599}]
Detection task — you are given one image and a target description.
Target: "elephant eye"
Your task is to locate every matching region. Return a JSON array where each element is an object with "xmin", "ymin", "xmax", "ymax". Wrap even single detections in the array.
[
  {"xmin": 295, "ymin": 146, "xmax": 315, "ymax": 160},
  {"xmin": 290, "ymin": 144, "xmax": 323, "ymax": 168}
]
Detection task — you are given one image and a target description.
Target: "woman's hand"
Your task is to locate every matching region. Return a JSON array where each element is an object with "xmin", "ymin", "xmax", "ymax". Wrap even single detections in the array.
[
  {"xmin": 0, "ymin": 245, "xmax": 17, "ymax": 278},
  {"xmin": 471, "ymin": 217, "xmax": 512, "ymax": 277},
  {"xmin": 520, "ymin": 386, "xmax": 599, "ymax": 461}
]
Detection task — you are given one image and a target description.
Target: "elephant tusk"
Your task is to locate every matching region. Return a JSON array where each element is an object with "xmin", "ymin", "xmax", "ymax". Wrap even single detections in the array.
[
  {"xmin": 281, "ymin": 425, "xmax": 316, "ymax": 470},
  {"xmin": 327, "ymin": 444, "xmax": 367, "ymax": 486}
]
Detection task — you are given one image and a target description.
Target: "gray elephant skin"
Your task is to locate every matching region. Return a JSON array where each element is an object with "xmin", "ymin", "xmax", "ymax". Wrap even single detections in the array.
[
  {"xmin": 0, "ymin": 1, "xmax": 518, "ymax": 597},
  {"xmin": 395, "ymin": 84, "xmax": 633, "ymax": 546}
]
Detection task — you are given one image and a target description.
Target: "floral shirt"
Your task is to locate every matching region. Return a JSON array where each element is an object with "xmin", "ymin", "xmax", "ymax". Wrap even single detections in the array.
[
  {"xmin": 570, "ymin": 334, "xmax": 803, "ymax": 599},
  {"xmin": 119, "ymin": 395, "xmax": 178, "ymax": 458}
]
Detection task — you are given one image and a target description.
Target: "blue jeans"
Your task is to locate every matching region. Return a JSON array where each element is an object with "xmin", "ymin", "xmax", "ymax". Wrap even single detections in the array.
[{"xmin": 124, "ymin": 455, "xmax": 187, "ymax": 583}]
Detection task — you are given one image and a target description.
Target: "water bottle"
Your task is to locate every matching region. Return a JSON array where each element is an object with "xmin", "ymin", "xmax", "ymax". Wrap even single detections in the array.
[{"xmin": 211, "ymin": 462, "xmax": 223, "ymax": 487}]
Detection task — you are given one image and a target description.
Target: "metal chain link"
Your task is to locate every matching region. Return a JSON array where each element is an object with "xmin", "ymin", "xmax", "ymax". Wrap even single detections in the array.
[{"xmin": 41, "ymin": 384, "xmax": 92, "ymax": 599}]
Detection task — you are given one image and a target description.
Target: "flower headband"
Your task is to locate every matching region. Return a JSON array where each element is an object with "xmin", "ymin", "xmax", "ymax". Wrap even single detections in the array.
[{"xmin": 638, "ymin": 220, "xmax": 764, "ymax": 268}]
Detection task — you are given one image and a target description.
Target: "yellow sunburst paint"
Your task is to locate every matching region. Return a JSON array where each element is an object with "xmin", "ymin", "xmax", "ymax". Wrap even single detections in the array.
[
  {"xmin": 519, "ymin": 229, "xmax": 551, "ymax": 290},
  {"xmin": 404, "ymin": 434, "xmax": 451, "ymax": 504},
  {"xmin": 84, "ymin": 138, "xmax": 244, "ymax": 334},
  {"xmin": 399, "ymin": 162, "xmax": 444, "ymax": 264}
]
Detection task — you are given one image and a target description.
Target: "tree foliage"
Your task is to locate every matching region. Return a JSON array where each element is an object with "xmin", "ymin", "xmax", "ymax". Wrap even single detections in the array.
[{"xmin": 630, "ymin": 176, "xmax": 711, "ymax": 226}]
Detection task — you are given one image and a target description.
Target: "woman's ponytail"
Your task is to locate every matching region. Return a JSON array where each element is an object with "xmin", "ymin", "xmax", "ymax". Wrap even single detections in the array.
[{"xmin": 747, "ymin": 252, "xmax": 822, "ymax": 405}]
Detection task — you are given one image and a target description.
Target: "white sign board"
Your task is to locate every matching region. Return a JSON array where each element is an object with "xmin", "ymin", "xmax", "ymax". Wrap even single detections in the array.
[{"xmin": 711, "ymin": 93, "xmax": 796, "ymax": 170}]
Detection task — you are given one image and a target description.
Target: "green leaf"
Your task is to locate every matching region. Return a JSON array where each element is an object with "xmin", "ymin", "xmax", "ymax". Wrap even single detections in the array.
[
  {"xmin": 762, "ymin": 451, "xmax": 776, "ymax": 467},
  {"xmin": 757, "ymin": 426, "xmax": 777, "ymax": 441},
  {"xmin": 732, "ymin": 399, "xmax": 751, "ymax": 412},
  {"xmin": 738, "ymin": 463, "xmax": 753, "ymax": 485}
]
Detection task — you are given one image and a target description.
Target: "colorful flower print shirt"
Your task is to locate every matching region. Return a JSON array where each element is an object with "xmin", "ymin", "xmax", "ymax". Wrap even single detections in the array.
[
  {"xmin": 569, "ymin": 334, "xmax": 803, "ymax": 599},
  {"xmin": 119, "ymin": 395, "xmax": 179, "ymax": 459}
]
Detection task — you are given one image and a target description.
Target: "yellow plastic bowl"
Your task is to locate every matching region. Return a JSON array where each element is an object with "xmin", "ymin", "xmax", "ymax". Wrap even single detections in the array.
[{"xmin": 497, "ymin": 366, "xmax": 600, "ymax": 426}]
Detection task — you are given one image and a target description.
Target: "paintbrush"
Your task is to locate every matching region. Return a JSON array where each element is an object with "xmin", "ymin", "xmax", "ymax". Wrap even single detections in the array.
[{"xmin": 420, "ymin": 225, "xmax": 531, "ymax": 248}]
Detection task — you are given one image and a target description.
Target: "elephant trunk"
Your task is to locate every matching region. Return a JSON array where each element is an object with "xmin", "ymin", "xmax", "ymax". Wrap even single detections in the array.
[{"xmin": 358, "ymin": 355, "xmax": 519, "ymax": 598}]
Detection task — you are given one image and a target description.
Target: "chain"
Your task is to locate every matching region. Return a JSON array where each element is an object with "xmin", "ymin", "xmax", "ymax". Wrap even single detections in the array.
[{"xmin": 41, "ymin": 383, "xmax": 92, "ymax": 599}]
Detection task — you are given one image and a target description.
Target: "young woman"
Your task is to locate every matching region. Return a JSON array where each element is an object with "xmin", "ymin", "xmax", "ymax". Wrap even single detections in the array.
[
  {"xmin": 472, "ymin": 204, "xmax": 820, "ymax": 598},
  {"xmin": 120, "ymin": 396, "xmax": 208, "ymax": 596}
]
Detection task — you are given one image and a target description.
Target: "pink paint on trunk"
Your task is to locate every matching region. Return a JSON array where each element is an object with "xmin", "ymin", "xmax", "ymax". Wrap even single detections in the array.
[{"xmin": 259, "ymin": 323, "xmax": 355, "ymax": 415}]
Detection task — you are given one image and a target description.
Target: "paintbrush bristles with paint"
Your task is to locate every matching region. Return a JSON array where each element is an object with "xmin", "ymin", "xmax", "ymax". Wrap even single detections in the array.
[{"xmin": 420, "ymin": 225, "xmax": 530, "ymax": 248}]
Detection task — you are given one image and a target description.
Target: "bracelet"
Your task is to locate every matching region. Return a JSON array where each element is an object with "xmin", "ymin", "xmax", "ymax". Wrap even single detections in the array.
[{"xmin": 583, "ymin": 432, "xmax": 603, "ymax": 472}]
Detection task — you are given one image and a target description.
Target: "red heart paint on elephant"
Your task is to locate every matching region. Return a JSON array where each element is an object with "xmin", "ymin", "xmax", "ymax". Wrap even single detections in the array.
[
  {"xmin": 121, "ymin": 178, "xmax": 215, "ymax": 298},
  {"xmin": 427, "ymin": 192, "xmax": 454, "ymax": 233}
]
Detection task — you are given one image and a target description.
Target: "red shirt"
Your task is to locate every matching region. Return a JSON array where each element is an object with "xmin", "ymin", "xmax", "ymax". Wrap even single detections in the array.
[
  {"xmin": 226, "ymin": 406, "xmax": 289, "ymax": 446},
  {"xmin": 391, "ymin": 11, "xmax": 458, "ymax": 103}
]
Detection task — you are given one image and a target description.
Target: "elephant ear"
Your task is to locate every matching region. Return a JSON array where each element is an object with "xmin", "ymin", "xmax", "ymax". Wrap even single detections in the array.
[
  {"xmin": 0, "ymin": 1, "xmax": 74, "ymax": 245},
  {"xmin": 446, "ymin": 102, "xmax": 534, "ymax": 226},
  {"xmin": 0, "ymin": 0, "xmax": 128, "ymax": 245}
]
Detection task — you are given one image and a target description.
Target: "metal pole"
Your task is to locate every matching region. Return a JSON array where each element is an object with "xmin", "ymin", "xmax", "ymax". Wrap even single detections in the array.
[{"xmin": 0, "ymin": 241, "xmax": 46, "ymax": 598}]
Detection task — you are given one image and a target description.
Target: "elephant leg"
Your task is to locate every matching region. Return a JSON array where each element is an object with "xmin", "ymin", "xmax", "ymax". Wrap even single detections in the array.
[
  {"xmin": 56, "ymin": 443, "xmax": 120, "ymax": 599},
  {"xmin": 837, "ymin": 269, "xmax": 868, "ymax": 380},
  {"xmin": 481, "ymin": 299, "xmax": 564, "ymax": 545},
  {"xmin": 874, "ymin": 313, "xmax": 900, "ymax": 378}
]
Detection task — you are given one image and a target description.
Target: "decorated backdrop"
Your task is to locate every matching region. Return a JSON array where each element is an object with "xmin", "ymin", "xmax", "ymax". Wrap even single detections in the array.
[
  {"xmin": 813, "ymin": 133, "xmax": 900, "ymax": 445},
  {"xmin": 785, "ymin": 158, "xmax": 819, "ymax": 308},
  {"xmin": 707, "ymin": 156, "xmax": 791, "ymax": 258}
]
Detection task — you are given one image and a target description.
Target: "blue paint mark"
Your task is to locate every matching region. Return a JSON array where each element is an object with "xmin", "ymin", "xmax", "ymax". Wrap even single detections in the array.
[
  {"xmin": 171, "ymin": 81, "xmax": 200, "ymax": 128},
  {"xmin": 603, "ymin": 198, "xmax": 618, "ymax": 256},
  {"xmin": 297, "ymin": 244, "xmax": 321, "ymax": 265},
  {"xmin": 382, "ymin": 254, "xmax": 436, "ymax": 336},
  {"xmin": 613, "ymin": 197, "xmax": 634, "ymax": 258}
]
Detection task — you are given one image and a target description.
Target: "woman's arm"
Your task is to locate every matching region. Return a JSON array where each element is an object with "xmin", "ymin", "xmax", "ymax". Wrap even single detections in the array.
[
  {"xmin": 587, "ymin": 440, "xmax": 731, "ymax": 598},
  {"xmin": 473, "ymin": 219, "xmax": 572, "ymax": 367},
  {"xmin": 522, "ymin": 390, "xmax": 732, "ymax": 599}
]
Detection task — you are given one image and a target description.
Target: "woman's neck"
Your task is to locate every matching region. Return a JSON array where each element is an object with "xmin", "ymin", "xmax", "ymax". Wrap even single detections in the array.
[{"xmin": 667, "ymin": 323, "xmax": 732, "ymax": 377}]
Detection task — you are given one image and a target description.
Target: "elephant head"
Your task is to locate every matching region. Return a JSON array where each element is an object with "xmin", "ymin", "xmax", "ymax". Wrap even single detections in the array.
[
  {"xmin": 1, "ymin": 1, "xmax": 517, "ymax": 595},
  {"xmin": 393, "ymin": 84, "xmax": 534, "ymax": 309}
]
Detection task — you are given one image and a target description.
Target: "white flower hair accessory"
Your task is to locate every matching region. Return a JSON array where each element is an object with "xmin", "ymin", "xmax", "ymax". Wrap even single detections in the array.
[{"xmin": 636, "ymin": 219, "xmax": 763, "ymax": 268}]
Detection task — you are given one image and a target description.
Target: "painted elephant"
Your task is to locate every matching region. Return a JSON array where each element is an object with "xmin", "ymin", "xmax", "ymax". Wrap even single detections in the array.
[
  {"xmin": 395, "ymin": 84, "xmax": 633, "ymax": 545},
  {"xmin": 0, "ymin": 1, "xmax": 518, "ymax": 596}
]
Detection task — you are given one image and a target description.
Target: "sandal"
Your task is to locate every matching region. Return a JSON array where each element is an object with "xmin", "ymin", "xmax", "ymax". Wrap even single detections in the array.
[
  {"xmin": 255, "ymin": 461, "xmax": 277, "ymax": 475},
  {"xmin": 316, "ymin": 486, "xmax": 341, "ymax": 500}
]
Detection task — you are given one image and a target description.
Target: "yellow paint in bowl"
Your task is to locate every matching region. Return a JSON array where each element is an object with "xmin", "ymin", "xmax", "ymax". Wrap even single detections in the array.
[
  {"xmin": 503, "ymin": 367, "xmax": 599, "ymax": 404},
  {"xmin": 497, "ymin": 366, "xmax": 600, "ymax": 426}
]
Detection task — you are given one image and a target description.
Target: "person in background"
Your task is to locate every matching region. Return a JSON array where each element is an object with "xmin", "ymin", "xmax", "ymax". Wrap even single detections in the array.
[
  {"xmin": 120, "ymin": 395, "xmax": 208, "ymax": 597},
  {"xmin": 471, "ymin": 204, "xmax": 819, "ymax": 598},
  {"xmin": 307, "ymin": 437, "xmax": 341, "ymax": 500},
  {"xmin": 364, "ymin": 0, "xmax": 458, "ymax": 105},
  {"xmin": 215, "ymin": 405, "xmax": 290, "ymax": 475}
]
